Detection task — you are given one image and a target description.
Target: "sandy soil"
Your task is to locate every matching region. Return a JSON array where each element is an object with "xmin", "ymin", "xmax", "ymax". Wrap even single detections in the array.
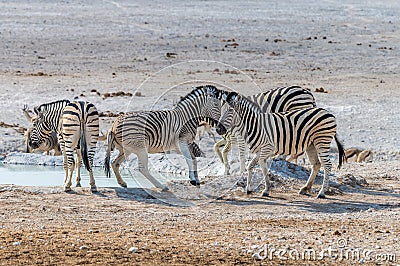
[{"xmin": 0, "ymin": 0, "xmax": 400, "ymax": 265}]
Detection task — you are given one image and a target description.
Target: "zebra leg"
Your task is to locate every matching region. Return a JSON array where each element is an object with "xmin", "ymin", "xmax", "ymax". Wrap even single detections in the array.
[
  {"xmin": 236, "ymin": 134, "xmax": 247, "ymax": 174},
  {"xmin": 64, "ymin": 150, "xmax": 75, "ymax": 192},
  {"xmin": 221, "ymin": 137, "xmax": 232, "ymax": 176},
  {"xmin": 299, "ymin": 144, "xmax": 321, "ymax": 195},
  {"xmin": 87, "ymin": 147, "xmax": 97, "ymax": 192},
  {"xmin": 317, "ymin": 161, "xmax": 332, "ymax": 199},
  {"xmin": 179, "ymin": 141, "xmax": 200, "ymax": 186},
  {"xmin": 208, "ymin": 130, "xmax": 216, "ymax": 143},
  {"xmin": 60, "ymin": 140, "xmax": 69, "ymax": 186},
  {"xmin": 136, "ymin": 149, "xmax": 168, "ymax": 191},
  {"xmin": 75, "ymin": 149, "xmax": 82, "ymax": 187},
  {"xmin": 314, "ymin": 144, "xmax": 333, "ymax": 199},
  {"xmin": 214, "ymin": 138, "xmax": 226, "ymax": 164},
  {"xmin": 111, "ymin": 150, "xmax": 128, "ymax": 188},
  {"xmin": 246, "ymin": 152, "xmax": 260, "ymax": 194},
  {"xmin": 259, "ymin": 158, "xmax": 271, "ymax": 197}
]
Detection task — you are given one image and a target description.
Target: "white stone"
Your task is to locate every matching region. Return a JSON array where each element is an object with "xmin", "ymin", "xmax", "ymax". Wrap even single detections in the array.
[{"xmin": 128, "ymin": 247, "xmax": 139, "ymax": 253}]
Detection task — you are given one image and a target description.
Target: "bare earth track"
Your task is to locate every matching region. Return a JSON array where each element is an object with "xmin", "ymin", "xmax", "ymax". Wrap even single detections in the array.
[{"xmin": 0, "ymin": 0, "xmax": 400, "ymax": 265}]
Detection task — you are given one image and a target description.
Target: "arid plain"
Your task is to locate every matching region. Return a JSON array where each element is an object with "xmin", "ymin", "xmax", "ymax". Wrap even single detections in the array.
[{"xmin": 0, "ymin": 1, "xmax": 400, "ymax": 265}]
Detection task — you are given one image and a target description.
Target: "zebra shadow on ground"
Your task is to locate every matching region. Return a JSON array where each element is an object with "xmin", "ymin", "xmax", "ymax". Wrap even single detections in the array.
[
  {"xmin": 214, "ymin": 187, "xmax": 400, "ymax": 214},
  {"xmin": 95, "ymin": 187, "xmax": 196, "ymax": 207}
]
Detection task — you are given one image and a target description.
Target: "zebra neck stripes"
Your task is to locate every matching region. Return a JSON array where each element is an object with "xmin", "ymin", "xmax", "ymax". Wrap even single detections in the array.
[{"xmin": 34, "ymin": 100, "xmax": 71, "ymax": 133}]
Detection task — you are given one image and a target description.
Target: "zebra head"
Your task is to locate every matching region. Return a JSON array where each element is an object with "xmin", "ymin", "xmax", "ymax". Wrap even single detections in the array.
[
  {"xmin": 29, "ymin": 100, "xmax": 70, "ymax": 149},
  {"xmin": 216, "ymin": 92, "xmax": 239, "ymax": 135},
  {"xmin": 29, "ymin": 111, "xmax": 53, "ymax": 149},
  {"xmin": 216, "ymin": 103, "xmax": 232, "ymax": 135},
  {"xmin": 179, "ymin": 85, "xmax": 223, "ymax": 127},
  {"xmin": 225, "ymin": 91, "xmax": 239, "ymax": 106}
]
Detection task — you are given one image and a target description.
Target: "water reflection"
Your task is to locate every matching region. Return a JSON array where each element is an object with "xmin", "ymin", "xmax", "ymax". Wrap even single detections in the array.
[{"xmin": 0, "ymin": 164, "xmax": 186, "ymax": 188}]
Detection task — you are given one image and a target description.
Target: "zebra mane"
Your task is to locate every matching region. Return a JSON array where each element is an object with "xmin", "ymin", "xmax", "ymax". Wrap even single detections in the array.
[
  {"xmin": 34, "ymin": 99, "xmax": 70, "ymax": 114},
  {"xmin": 228, "ymin": 93, "xmax": 261, "ymax": 113},
  {"xmin": 176, "ymin": 85, "xmax": 215, "ymax": 106},
  {"xmin": 240, "ymin": 96, "xmax": 262, "ymax": 113}
]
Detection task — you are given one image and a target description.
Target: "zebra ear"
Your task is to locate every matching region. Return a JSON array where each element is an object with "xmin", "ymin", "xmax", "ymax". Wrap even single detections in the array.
[
  {"xmin": 225, "ymin": 92, "xmax": 238, "ymax": 105},
  {"xmin": 221, "ymin": 91, "xmax": 229, "ymax": 101},
  {"xmin": 206, "ymin": 86, "xmax": 217, "ymax": 97}
]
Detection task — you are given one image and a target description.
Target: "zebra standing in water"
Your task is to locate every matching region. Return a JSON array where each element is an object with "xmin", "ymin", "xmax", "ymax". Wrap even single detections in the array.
[
  {"xmin": 209, "ymin": 90, "xmax": 345, "ymax": 199},
  {"xmin": 213, "ymin": 86, "xmax": 317, "ymax": 175},
  {"xmin": 104, "ymin": 85, "xmax": 222, "ymax": 190},
  {"xmin": 29, "ymin": 100, "xmax": 100, "ymax": 192}
]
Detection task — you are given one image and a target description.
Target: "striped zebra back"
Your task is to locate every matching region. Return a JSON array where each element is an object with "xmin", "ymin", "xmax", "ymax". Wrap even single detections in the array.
[
  {"xmin": 225, "ymin": 93, "xmax": 337, "ymax": 155},
  {"xmin": 249, "ymin": 86, "xmax": 316, "ymax": 112},
  {"xmin": 218, "ymin": 86, "xmax": 316, "ymax": 134},
  {"xmin": 111, "ymin": 85, "xmax": 222, "ymax": 153}
]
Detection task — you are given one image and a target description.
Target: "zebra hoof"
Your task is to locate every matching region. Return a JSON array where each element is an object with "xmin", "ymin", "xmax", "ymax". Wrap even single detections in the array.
[
  {"xmin": 161, "ymin": 186, "xmax": 169, "ymax": 192},
  {"xmin": 316, "ymin": 193, "xmax": 326, "ymax": 199},
  {"xmin": 64, "ymin": 186, "xmax": 72, "ymax": 192},
  {"xmin": 76, "ymin": 183, "xmax": 82, "ymax": 188},
  {"xmin": 246, "ymin": 190, "xmax": 253, "ymax": 195},
  {"xmin": 299, "ymin": 187, "xmax": 309, "ymax": 195},
  {"xmin": 119, "ymin": 182, "xmax": 127, "ymax": 188},
  {"xmin": 261, "ymin": 190, "xmax": 269, "ymax": 197},
  {"xmin": 190, "ymin": 180, "xmax": 200, "ymax": 187},
  {"xmin": 90, "ymin": 186, "xmax": 98, "ymax": 193}
]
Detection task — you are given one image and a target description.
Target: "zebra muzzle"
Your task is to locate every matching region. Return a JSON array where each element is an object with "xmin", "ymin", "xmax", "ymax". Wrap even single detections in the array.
[
  {"xmin": 29, "ymin": 140, "xmax": 40, "ymax": 149},
  {"xmin": 216, "ymin": 124, "xmax": 227, "ymax": 135}
]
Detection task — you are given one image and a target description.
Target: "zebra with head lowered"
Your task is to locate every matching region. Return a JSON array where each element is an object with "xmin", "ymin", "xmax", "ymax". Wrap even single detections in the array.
[
  {"xmin": 29, "ymin": 100, "xmax": 100, "ymax": 192},
  {"xmin": 213, "ymin": 86, "xmax": 317, "ymax": 175},
  {"xmin": 104, "ymin": 85, "xmax": 222, "ymax": 190},
  {"xmin": 209, "ymin": 89, "xmax": 345, "ymax": 199},
  {"xmin": 22, "ymin": 104, "xmax": 61, "ymax": 155}
]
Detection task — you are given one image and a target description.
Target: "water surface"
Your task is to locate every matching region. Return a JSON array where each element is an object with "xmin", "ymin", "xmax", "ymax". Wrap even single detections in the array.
[{"xmin": 0, "ymin": 163, "xmax": 186, "ymax": 188}]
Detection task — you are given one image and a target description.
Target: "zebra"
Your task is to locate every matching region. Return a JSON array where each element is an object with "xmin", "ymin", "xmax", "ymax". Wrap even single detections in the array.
[
  {"xmin": 22, "ymin": 105, "xmax": 61, "ymax": 155},
  {"xmin": 104, "ymin": 85, "xmax": 222, "ymax": 190},
  {"xmin": 212, "ymin": 86, "xmax": 317, "ymax": 175},
  {"xmin": 209, "ymin": 90, "xmax": 345, "ymax": 199},
  {"xmin": 24, "ymin": 128, "xmax": 61, "ymax": 155},
  {"xmin": 29, "ymin": 100, "xmax": 100, "ymax": 192}
]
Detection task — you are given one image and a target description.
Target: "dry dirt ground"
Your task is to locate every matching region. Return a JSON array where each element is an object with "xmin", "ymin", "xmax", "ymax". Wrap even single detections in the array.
[
  {"xmin": 1, "ymin": 0, "xmax": 400, "ymax": 265},
  {"xmin": 1, "ymin": 161, "xmax": 400, "ymax": 265}
]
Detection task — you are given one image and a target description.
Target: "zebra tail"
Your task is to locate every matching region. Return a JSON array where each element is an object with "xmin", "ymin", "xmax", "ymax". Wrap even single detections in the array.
[
  {"xmin": 104, "ymin": 130, "xmax": 113, "ymax": 178},
  {"xmin": 80, "ymin": 121, "xmax": 91, "ymax": 172},
  {"xmin": 334, "ymin": 135, "xmax": 346, "ymax": 169}
]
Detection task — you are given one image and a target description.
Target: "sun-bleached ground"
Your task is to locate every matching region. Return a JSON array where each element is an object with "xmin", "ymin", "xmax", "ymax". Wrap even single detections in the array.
[{"xmin": 0, "ymin": 0, "xmax": 399, "ymax": 264}]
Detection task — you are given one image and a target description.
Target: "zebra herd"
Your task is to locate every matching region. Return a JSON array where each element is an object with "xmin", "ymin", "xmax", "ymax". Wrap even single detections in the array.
[{"xmin": 24, "ymin": 85, "xmax": 346, "ymax": 198}]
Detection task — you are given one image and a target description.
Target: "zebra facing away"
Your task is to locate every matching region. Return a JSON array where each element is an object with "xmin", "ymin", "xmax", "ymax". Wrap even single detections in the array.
[
  {"xmin": 104, "ymin": 85, "xmax": 222, "ymax": 190},
  {"xmin": 210, "ymin": 90, "xmax": 345, "ymax": 199},
  {"xmin": 29, "ymin": 100, "xmax": 100, "ymax": 192},
  {"xmin": 212, "ymin": 86, "xmax": 317, "ymax": 175}
]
